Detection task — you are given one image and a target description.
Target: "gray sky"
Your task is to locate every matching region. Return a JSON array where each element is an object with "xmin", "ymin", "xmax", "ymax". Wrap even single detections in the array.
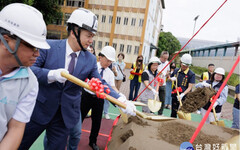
[{"xmin": 162, "ymin": 0, "xmax": 240, "ymax": 42}]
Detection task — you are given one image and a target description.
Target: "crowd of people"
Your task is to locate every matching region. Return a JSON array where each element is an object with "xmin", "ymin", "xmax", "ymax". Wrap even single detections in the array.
[{"xmin": 0, "ymin": 3, "xmax": 239, "ymax": 150}]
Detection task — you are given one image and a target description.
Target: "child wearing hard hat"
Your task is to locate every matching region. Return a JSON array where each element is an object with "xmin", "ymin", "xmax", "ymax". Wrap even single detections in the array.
[
  {"xmin": 139, "ymin": 57, "xmax": 161, "ymax": 113},
  {"xmin": 169, "ymin": 54, "xmax": 195, "ymax": 118},
  {"xmin": 196, "ymin": 67, "xmax": 228, "ymax": 123}
]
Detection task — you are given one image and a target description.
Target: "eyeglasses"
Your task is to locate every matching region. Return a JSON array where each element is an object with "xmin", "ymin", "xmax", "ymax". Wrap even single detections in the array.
[
  {"xmin": 9, "ymin": 34, "xmax": 38, "ymax": 52},
  {"xmin": 21, "ymin": 40, "xmax": 39, "ymax": 52},
  {"xmin": 138, "ymin": 59, "xmax": 143, "ymax": 62}
]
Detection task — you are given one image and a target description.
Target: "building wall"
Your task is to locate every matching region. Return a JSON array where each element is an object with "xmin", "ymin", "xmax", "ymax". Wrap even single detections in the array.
[
  {"xmin": 47, "ymin": 0, "xmax": 164, "ymax": 68},
  {"xmin": 142, "ymin": 0, "xmax": 163, "ymax": 64}
]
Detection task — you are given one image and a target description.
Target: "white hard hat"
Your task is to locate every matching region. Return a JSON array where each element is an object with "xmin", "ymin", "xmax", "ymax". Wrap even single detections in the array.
[
  {"xmin": 100, "ymin": 46, "xmax": 116, "ymax": 61},
  {"xmin": 0, "ymin": 3, "xmax": 50, "ymax": 49},
  {"xmin": 181, "ymin": 54, "xmax": 192, "ymax": 65},
  {"xmin": 67, "ymin": 8, "xmax": 98, "ymax": 34},
  {"xmin": 214, "ymin": 67, "xmax": 225, "ymax": 75},
  {"xmin": 149, "ymin": 57, "xmax": 160, "ymax": 65}
]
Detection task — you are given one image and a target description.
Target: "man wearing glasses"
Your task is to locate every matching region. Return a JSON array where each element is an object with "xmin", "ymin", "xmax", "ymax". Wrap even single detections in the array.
[{"xmin": 0, "ymin": 3, "xmax": 50, "ymax": 149}]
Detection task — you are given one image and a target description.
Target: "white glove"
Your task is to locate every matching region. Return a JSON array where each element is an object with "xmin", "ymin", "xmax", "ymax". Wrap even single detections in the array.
[
  {"xmin": 151, "ymin": 89, "xmax": 158, "ymax": 96},
  {"xmin": 48, "ymin": 69, "xmax": 69, "ymax": 83},
  {"xmin": 170, "ymin": 77, "xmax": 176, "ymax": 81},
  {"xmin": 202, "ymin": 82, "xmax": 211, "ymax": 87},
  {"xmin": 178, "ymin": 93, "xmax": 185, "ymax": 101},
  {"xmin": 213, "ymin": 101, "xmax": 219, "ymax": 108},
  {"xmin": 118, "ymin": 97, "xmax": 136, "ymax": 116},
  {"xmin": 119, "ymin": 93, "xmax": 126, "ymax": 100}
]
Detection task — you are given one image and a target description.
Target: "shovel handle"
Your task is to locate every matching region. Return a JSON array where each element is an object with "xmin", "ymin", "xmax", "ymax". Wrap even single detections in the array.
[
  {"xmin": 175, "ymin": 77, "xmax": 183, "ymax": 106},
  {"xmin": 61, "ymin": 71, "xmax": 144, "ymax": 117}
]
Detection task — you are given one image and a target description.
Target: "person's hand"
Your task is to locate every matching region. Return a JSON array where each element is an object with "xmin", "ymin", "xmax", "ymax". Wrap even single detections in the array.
[
  {"xmin": 213, "ymin": 101, "xmax": 219, "ymax": 108},
  {"xmin": 202, "ymin": 82, "xmax": 211, "ymax": 87},
  {"xmin": 119, "ymin": 93, "xmax": 127, "ymax": 99},
  {"xmin": 151, "ymin": 89, "xmax": 158, "ymax": 96},
  {"xmin": 117, "ymin": 97, "xmax": 136, "ymax": 116},
  {"xmin": 49, "ymin": 69, "xmax": 69, "ymax": 83},
  {"xmin": 178, "ymin": 93, "xmax": 185, "ymax": 101},
  {"xmin": 170, "ymin": 77, "xmax": 176, "ymax": 81}
]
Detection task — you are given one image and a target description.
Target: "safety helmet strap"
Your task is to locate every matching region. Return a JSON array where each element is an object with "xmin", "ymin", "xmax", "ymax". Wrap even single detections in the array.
[
  {"xmin": 70, "ymin": 24, "xmax": 86, "ymax": 51},
  {"xmin": 0, "ymin": 33, "xmax": 23, "ymax": 66}
]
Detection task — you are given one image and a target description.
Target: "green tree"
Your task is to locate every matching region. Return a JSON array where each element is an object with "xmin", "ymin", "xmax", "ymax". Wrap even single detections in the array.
[
  {"xmin": 0, "ymin": 0, "xmax": 62, "ymax": 24},
  {"xmin": 157, "ymin": 32, "xmax": 181, "ymax": 57}
]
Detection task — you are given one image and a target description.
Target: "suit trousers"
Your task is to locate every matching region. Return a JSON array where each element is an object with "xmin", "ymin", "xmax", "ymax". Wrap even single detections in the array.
[
  {"xmin": 81, "ymin": 90, "xmax": 104, "ymax": 144},
  {"xmin": 158, "ymin": 86, "xmax": 166, "ymax": 115},
  {"xmin": 171, "ymin": 96, "xmax": 179, "ymax": 118},
  {"xmin": 19, "ymin": 107, "xmax": 69, "ymax": 150}
]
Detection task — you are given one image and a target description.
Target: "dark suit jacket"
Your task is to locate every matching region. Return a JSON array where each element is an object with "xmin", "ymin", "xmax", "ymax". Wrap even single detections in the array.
[{"xmin": 30, "ymin": 39, "xmax": 119, "ymax": 129}]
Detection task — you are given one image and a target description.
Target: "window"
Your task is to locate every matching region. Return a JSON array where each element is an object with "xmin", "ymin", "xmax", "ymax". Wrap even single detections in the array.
[
  {"xmin": 139, "ymin": 19, "xmax": 144, "ymax": 27},
  {"xmin": 98, "ymin": 41, "xmax": 102, "ymax": 49},
  {"xmin": 92, "ymin": 40, "xmax": 95, "ymax": 49},
  {"xmin": 96, "ymin": 14, "xmax": 99, "ymax": 20},
  {"xmin": 105, "ymin": 42, "xmax": 109, "ymax": 46},
  {"xmin": 58, "ymin": 0, "xmax": 64, "ymax": 5},
  {"xmin": 113, "ymin": 43, "xmax": 117, "ymax": 50},
  {"xmin": 116, "ymin": 17, "xmax": 121, "ymax": 24},
  {"xmin": 131, "ymin": 18, "xmax": 136, "ymax": 26},
  {"xmin": 123, "ymin": 17, "xmax": 128, "ymax": 25},
  {"xmin": 127, "ymin": 45, "xmax": 132, "ymax": 54},
  {"xmin": 120, "ymin": 44, "xmax": 124, "ymax": 52},
  {"xmin": 109, "ymin": 16, "xmax": 113, "ymax": 23},
  {"xmin": 134, "ymin": 46, "xmax": 139, "ymax": 55},
  {"xmin": 66, "ymin": 0, "xmax": 84, "ymax": 7},
  {"xmin": 102, "ymin": 15, "xmax": 106, "ymax": 23},
  {"xmin": 64, "ymin": 13, "xmax": 71, "ymax": 25}
]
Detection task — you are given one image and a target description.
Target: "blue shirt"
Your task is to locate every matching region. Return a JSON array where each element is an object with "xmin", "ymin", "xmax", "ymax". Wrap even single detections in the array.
[
  {"xmin": 171, "ymin": 68, "xmax": 195, "ymax": 95},
  {"xmin": 234, "ymin": 84, "xmax": 240, "ymax": 109}
]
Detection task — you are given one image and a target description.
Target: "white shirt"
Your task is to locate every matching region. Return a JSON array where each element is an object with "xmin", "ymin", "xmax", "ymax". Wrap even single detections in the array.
[
  {"xmin": 1, "ymin": 68, "xmax": 38, "ymax": 123},
  {"xmin": 48, "ymin": 40, "xmax": 80, "ymax": 83},
  {"xmin": 65, "ymin": 39, "xmax": 80, "ymax": 69},
  {"xmin": 157, "ymin": 60, "xmax": 170, "ymax": 86},
  {"xmin": 85, "ymin": 62, "xmax": 115, "ymax": 94}
]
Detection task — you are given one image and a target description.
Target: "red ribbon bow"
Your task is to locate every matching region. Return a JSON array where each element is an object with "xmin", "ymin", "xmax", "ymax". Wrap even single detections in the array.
[
  {"xmin": 171, "ymin": 87, "xmax": 183, "ymax": 94},
  {"xmin": 88, "ymin": 78, "xmax": 110, "ymax": 99}
]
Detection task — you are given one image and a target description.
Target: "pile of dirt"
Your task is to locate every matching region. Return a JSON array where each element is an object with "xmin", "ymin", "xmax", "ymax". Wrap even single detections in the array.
[
  {"xmin": 180, "ymin": 87, "xmax": 217, "ymax": 113},
  {"xmin": 107, "ymin": 116, "xmax": 239, "ymax": 150}
]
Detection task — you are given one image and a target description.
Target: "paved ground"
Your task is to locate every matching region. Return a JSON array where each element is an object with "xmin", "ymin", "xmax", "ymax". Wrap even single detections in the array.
[{"xmin": 120, "ymin": 69, "xmax": 233, "ymax": 120}]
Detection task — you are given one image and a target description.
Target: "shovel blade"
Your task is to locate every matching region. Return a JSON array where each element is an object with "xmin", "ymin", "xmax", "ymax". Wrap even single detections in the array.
[
  {"xmin": 210, "ymin": 120, "xmax": 225, "ymax": 127},
  {"xmin": 177, "ymin": 111, "xmax": 191, "ymax": 120},
  {"xmin": 148, "ymin": 99, "xmax": 162, "ymax": 112},
  {"xmin": 119, "ymin": 109, "xmax": 128, "ymax": 123},
  {"xmin": 217, "ymin": 120, "xmax": 225, "ymax": 127},
  {"xmin": 146, "ymin": 115, "xmax": 176, "ymax": 121}
]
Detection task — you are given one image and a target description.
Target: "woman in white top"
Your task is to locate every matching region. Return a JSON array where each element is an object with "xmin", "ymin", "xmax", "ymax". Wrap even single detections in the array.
[{"xmin": 113, "ymin": 53, "xmax": 126, "ymax": 90}]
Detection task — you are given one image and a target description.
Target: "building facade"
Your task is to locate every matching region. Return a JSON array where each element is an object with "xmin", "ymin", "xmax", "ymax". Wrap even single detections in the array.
[{"xmin": 47, "ymin": 0, "xmax": 165, "ymax": 68}]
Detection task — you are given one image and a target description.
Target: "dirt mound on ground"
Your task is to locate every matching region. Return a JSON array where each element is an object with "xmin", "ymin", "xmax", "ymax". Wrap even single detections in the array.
[
  {"xmin": 107, "ymin": 116, "xmax": 239, "ymax": 150},
  {"xmin": 180, "ymin": 87, "xmax": 217, "ymax": 113}
]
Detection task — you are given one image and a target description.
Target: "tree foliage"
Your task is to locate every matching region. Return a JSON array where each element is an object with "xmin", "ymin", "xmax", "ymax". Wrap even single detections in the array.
[
  {"xmin": 157, "ymin": 32, "xmax": 181, "ymax": 57},
  {"xmin": 0, "ymin": 0, "xmax": 62, "ymax": 24}
]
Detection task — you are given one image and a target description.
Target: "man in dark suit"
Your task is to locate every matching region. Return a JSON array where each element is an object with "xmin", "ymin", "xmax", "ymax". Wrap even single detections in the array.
[{"xmin": 19, "ymin": 8, "xmax": 136, "ymax": 150}]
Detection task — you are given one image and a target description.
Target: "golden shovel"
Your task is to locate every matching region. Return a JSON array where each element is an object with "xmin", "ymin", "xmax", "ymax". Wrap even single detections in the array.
[
  {"xmin": 61, "ymin": 72, "xmax": 176, "ymax": 123},
  {"xmin": 210, "ymin": 105, "xmax": 225, "ymax": 127},
  {"xmin": 148, "ymin": 82, "xmax": 162, "ymax": 112},
  {"xmin": 175, "ymin": 79, "xmax": 191, "ymax": 120}
]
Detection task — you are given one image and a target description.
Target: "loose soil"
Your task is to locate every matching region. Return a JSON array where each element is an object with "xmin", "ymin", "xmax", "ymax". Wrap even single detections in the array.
[
  {"xmin": 180, "ymin": 87, "xmax": 217, "ymax": 113},
  {"xmin": 107, "ymin": 116, "xmax": 239, "ymax": 150}
]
